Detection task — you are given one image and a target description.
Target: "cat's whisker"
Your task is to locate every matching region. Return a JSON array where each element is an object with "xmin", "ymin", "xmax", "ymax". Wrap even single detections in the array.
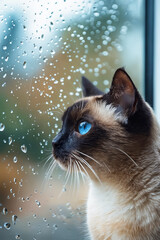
[
  {"xmin": 80, "ymin": 99, "xmax": 85, "ymax": 110},
  {"xmin": 44, "ymin": 159, "xmax": 54, "ymax": 182},
  {"xmin": 80, "ymin": 157, "xmax": 102, "ymax": 184},
  {"xmin": 40, "ymin": 151, "xmax": 52, "ymax": 162},
  {"xmin": 46, "ymin": 160, "xmax": 57, "ymax": 182},
  {"xmin": 102, "ymin": 162, "xmax": 111, "ymax": 173},
  {"xmin": 58, "ymin": 107, "xmax": 64, "ymax": 113},
  {"xmin": 63, "ymin": 161, "xmax": 70, "ymax": 186},
  {"xmin": 76, "ymin": 150, "xmax": 102, "ymax": 166},
  {"xmin": 44, "ymin": 148, "xmax": 53, "ymax": 152},
  {"xmin": 42, "ymin": 154, "xmax": 53, "ymax": 168},
  {"xmin": 58, "ymin": 158, "xmax": 72, "ymax": 198},
  {"xmin": 115, "ymin": 147, "xmax": 139, "ymax": 168},
  {"xmin": 72, "ymin": 153, "xmax": 86, "ymax": 184},
  {"xmin": 42, "ymin": 159, "xmax": 57, "ymax": 189},
  {"xmin": 77, "ymin": 81, "xmax": 83, "ymax": 99},
  {"xmin": 65, "ymin": 158, "xmax": 72, "ymax": 192},
  {"xmin": 78, "ymin": 160, "xmax": 90, "ymax": 180},
  {"xmin": 72, "ymin": 153, "xmax": 101, "ymax": 184},
  {"xmin": 76, "ymin": 159, "xmax": 86, "ymax": 184},
  {"xmin": 52, "ymin": 104, "xmax": 64, "ymax": 113},
  {"xmin": 75, "ymin": 160, "xmax": 80, "ymax": 188},
  {"xmin": 73, "ymin": 162, "xmax": 76, "ymax": 194},
  {"xmin": 70, "ymin": 158, "xmax": 74, "ymax": 192},
  {"xmin": 75, "ymin": 150, "xmax": 111, "ymax": 175},
  {"xmin": 75, "ymin": 162, "xmax": 79, "ymax": 193}
]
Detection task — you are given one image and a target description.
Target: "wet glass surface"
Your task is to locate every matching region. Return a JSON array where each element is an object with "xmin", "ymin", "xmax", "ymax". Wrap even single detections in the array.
[{"xmin": 0, "ymin": 0, "xmax": 144, "ymax": 239}]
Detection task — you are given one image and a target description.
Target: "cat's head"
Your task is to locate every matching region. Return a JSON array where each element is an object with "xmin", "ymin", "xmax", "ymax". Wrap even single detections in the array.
[{"xmin": 52, "ymin": 68, "xmax": 154, "ymax": 182}]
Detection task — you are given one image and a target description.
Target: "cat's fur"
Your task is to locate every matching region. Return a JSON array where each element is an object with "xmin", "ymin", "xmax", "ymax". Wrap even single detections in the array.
[{"xmin": 52, "ymin": 68, "xmax": 160, "ymax": 240}]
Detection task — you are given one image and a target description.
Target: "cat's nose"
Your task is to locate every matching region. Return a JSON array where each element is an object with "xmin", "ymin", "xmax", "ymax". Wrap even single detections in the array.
[
  {"xmin": 52, "ymin": 132, "xmax": 62, "ymax": 149},
  {"xmin": 52, "ymin": 136, "xmax": 59, "ymax": 148}
]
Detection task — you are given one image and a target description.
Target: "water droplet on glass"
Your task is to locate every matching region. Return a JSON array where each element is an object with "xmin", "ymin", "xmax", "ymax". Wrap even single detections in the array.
[
  {"xmin": 3, "ymin": 46, "xmax": 7, "ymax": 50},
  {"xmin": 15, "ymin": 234, "xmax": 20, "ymax": 239},
  {"xmin": 2, "ymin": 207, "xmax": 8, "ymax": 215},
  {"xmin": 52, "ymin": 212, "xmax": 56, "ymax": 218},
  {"xmin": 67, "ymin": 26, "xmax": 71, "ymax": 31},
  {"xmin": 13, "ymin": 156, "xmax": 18, "ymax": 163},
  {"xmin": 8, "ymin": 137, "xmax": 12, "ymax": 145},
  {"xmin": 0, "ymin": 123, "xmax": 5, "ymax": 131},
  {"xmin": 53, "ymin": 224, "xmax": 58, "ymax": 230},
  {"xmin": 21, "ymin": 144, "xmax": 27, "ymax": 153},
  {"xmin": 4, "ymin": 222, "xmax": 11, "ymax": 230},
  {"xmin": 35, "ymin": 200, "xmax": 41, "ymax": 207},
  {"xmin": 5, "ymin": 56, "xmax": 9, "ymax": 62},
  {"xmin": 103, "ymin": 80, "xmax": 109, "ymax": 86},
  {"xmin": 19, "ymin": 181, "xmax": 23, "ymax": 187},
  {"xmin": 2, "ymin": 82, "xmax": 6, "ymax": 87},
  {"xmin": 19, "ymin": 207, "xmax": 22, "ymax": 212},
  {"xmin": 48, "ymin": 86, "xmax": 52, "ymax": 90},
  {"xmin": 12, "ymin": 215, "xmax": 18, "ymax": 225},
  {"xmin": 102, "ymin": 51, "xmax": 108, "ymax": 56},
  {"xmin": 3, "ymin": 73, "xmax": 7, "ymax": 78},
  {"xmin": 23, "ymin": 61, "xmax": 27, "ymax": 69},
  {"xmin": 39, "ymin": 46, "xmax": 43, "ymax": 53}
]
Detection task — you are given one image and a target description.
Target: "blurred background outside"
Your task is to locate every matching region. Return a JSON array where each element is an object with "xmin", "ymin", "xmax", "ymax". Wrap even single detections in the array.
[{"xmin": 0, "ymin": 0, "xmax": 145, "ymax": 239}]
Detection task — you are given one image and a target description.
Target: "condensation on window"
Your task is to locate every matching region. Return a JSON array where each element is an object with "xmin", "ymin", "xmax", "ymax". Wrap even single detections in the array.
[{"xmin": 0, "ymin": 0, "xmax": 144, "ymax": 239}]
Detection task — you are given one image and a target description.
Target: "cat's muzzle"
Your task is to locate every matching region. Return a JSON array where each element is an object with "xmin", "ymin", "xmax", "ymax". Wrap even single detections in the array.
[{"xmin": 52, "ymin": 134, "xmax": 70, "ymax": 162}]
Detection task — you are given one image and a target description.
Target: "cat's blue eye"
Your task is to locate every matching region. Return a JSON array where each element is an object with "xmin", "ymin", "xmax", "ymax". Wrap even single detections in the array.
[{"xmin": 78, "ymin": 121, "xmax": 92, "ymax": 135}]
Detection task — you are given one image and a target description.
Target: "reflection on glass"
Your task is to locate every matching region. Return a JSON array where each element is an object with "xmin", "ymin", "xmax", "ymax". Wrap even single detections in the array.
[{"xmin": 0, "ymin": 0, "xmax": 144, "ymax": 239}]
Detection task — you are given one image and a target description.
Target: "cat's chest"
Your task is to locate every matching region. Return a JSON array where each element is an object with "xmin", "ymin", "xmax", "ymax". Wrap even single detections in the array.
[
  {"xmin": 87, "ymin": 183, "xmax": 128, "ymax": 239},
  {"xmin": 87, "ymin": 183, "xmax": 125, "ymax": 222},
  {"xmin": 86, "ymin": 183, "xmax": 157, "ymax": 240}
]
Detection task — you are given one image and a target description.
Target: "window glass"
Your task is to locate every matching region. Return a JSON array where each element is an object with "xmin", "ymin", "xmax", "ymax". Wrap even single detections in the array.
[
  {"xmin": 154, "ymin": 0, "xmax": 160, "ymax": 121},
  {"xmin": 0, "ymin": 0, "xmax": 144, "ymax": 239}
]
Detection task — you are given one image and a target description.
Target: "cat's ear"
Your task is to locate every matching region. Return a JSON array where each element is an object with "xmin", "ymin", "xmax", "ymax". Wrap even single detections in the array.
[
  {"xmin": 82, "ymin": 76, "xmax": 104, "ymax": 97},
  {"xmin": 108, "ymin": 68, "xmax": 138, "ymax": 116}
]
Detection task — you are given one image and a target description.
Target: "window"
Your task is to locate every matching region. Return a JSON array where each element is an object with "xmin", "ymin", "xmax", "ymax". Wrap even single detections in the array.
[
  {"xmin": 154, "ymin": 0, "xmax": 160, "ymax": 121},
  {"xmin": 0, "ymin": 1, "xmax": 145, "ymax": 239}
]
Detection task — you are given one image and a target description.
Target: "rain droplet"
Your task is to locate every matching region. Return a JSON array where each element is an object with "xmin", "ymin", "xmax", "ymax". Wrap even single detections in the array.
[
  {"xmin": 48, "ymin": 86, "xmax": 52, "ymax": 90},
  {"xmin": 15, "ymin": 234, "xmax": 20, "ymax": 239},
  {"xmin": 3, "ymin": 73, "xmax": 7, "ymax": 78},
  {"xmin": 35, "ymin": 200, "xmax": 41, "ymax": 208},
  {"xmin": 19, "ymin": 207, "xmax": 22, "ymax": 212},
  {"xmin": 102, "ymin": 51, "xmax": 108, "ymax": 56},
  {"xmin": 53, "ymin": 224, "xmax": 58, "ymax": 230},
  {"xmin": 23, "ymin": 61, "xmax": 27, "ymax": 69},
  {"xmin": 103, "ymin": 80, "xmax": 109, "ymax": 86},
  {"xmin": 8, "ymin": 136, "xmax": 12, "ymax": 145},
  {"xmin": 67, "ymin": 26, "xmax": 71, "ymax": 31},
  {"xmin": 13, "ymin": 156, "xmax": 18, "ymax": 163},
  {"xmin": 2, "ymin": 82, "xmax": 6, "ymax": 87},
  {"xmin": 3, "ymin": 46, "xmax": 7, "ymax": 50},
  {"xmin": 2, "ymin": 207, "xmax": 8, "ymax": 215},
  {"xmin": 39, "ymin": 46, "xmax": 43, "ymax": 53},
  {"xmin": 4, "ymin": 222, "xmax": 11, "ymax": 230},
  {"xmin": 21, "ymin": 144, "xmax": 27, "ymax": 153},
  {"xmin": 12, "ymin": 215, "xmax": 18, "ymax": 225},
  {"xmin": 0, "ymin": 123, "xmax": 5, "ymax": 131}
]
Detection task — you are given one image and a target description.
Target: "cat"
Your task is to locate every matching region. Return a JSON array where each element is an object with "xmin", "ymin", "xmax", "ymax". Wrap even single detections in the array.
[{"xmin": 52, "ymin": 68, "xmax": 160, "ymax": 240}]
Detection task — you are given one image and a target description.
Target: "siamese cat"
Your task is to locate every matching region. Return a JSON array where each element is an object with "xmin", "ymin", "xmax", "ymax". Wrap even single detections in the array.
[{"xmin": 52, "ymin": 68, "xmax": 160, "ymax": 240}]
